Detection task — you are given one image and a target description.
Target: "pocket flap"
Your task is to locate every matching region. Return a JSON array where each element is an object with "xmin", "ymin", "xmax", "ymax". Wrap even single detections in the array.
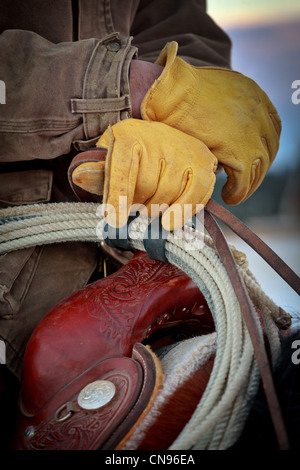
[{"xmin": 0, "ymin": 169, "xmax": 53, "ymax": 206}]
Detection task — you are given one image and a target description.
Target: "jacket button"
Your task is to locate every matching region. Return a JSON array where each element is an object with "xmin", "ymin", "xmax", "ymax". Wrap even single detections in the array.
[{"xmin": 106, "ymin": 41, "xmax": 121, "ymax": 52}]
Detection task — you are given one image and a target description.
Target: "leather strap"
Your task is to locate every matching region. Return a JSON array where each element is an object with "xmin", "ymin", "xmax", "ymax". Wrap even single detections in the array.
[
  {"xmin": 206, "ymin": 199, "xmax": 300, "ymax": 296},
  {"xmin": 202, "ymin": 202, "xmax": 291, "ymax": 450}
]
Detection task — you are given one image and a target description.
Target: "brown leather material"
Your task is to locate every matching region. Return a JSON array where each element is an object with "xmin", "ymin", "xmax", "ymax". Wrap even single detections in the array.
[
  {"xmin": 67, "ymin": 149, "xmax": 107, "ymax": 202},
  {"xmin": 202, "ymin": 203, "xmax": 291, "ymax": 450},
  {"xmin": 13, "ymin": 343, "xmax": 157, "ymax": 450},
  {"xmin": 102, "ymin": 343, "xmax": 164, "ymax": 450},
  {"xmin": 13, "ymin": 252, "xmax": 213, "ymax": 450},
  {"xmin": 206, "ymin": 199, "xmax": 300, "ymax": 296},
  {"xmin": 14, "ymin": 252, "xmax": 213, "ymax": 443}
]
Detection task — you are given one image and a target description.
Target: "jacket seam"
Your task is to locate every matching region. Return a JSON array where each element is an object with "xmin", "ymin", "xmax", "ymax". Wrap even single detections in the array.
[{"xmin": 0, "ymin": 118, "xmax": 82, "ymax": 133}]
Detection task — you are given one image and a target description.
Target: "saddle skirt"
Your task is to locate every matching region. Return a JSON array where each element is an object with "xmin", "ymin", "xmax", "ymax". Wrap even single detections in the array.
[{"xmin": 13, "ymin": 251, "xmax": 215, "ymax": 450}]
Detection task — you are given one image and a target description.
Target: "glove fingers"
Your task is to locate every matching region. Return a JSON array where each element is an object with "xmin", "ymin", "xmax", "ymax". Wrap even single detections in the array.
[
  {"xmin": 262, "ymin": 125, "xmax": 280, "ymax": 166},
  {"xmin": 139, "ymin": 160, "xmax": 188, "ymax": 220},
  {"xmin": 102, "ymin": 130, "xmax": 140, "ymax": 228},
  {"xmin": 269, "ymin": 111, "xmax": 281, "ymax": 139},
  {"xmin": 141, "ymin": 46, "xmax": 281, "ymax": 204},
  {"xmin": 161, "ymin": 169, "xmax": 216, "ymax": 231},
  {"xmin": 222, "ymin": 154, "xmax": 268, "ymax": 205}
]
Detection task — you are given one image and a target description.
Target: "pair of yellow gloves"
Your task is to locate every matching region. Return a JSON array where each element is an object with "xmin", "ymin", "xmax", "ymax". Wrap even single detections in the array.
[{"xmin": 72, "ymin": 42, "xmax": 281, "ymax": 231}]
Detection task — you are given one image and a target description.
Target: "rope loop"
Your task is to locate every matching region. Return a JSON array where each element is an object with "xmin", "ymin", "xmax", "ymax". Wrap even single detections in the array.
[{"xmin": 0, "ymin": 201, "xmax": 293, "ymax": 449}]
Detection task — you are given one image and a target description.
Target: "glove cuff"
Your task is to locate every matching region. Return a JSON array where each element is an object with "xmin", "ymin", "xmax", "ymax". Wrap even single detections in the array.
[
  {"xmin": 141, "ymin": 42, "xmax": 179, "ymax": 122},
  {"xmin": 155, "ymin": 41, "xmax": 178, "ymax": 67}
]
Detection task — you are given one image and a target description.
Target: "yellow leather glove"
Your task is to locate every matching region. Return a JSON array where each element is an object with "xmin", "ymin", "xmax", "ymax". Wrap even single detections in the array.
[
  {"xmin": 141, "ymin": 41, "xmax": 281, "ymax": 205},
  {"xmin": 72, "ymin": 119, "xmax": 217, "ymax": 231}
]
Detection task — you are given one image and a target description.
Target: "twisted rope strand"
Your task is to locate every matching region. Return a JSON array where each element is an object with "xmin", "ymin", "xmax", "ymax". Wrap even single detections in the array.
[{"xmin": 0, "ymin": 202, "xmax": 287, "ymax": 449}]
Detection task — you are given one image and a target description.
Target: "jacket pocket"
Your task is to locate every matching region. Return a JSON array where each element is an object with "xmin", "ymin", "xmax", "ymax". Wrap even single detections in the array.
[
  {"xmin": 0, "ymin": 169, "xmax": 52, "ymax": 318},
  {"xmin": 0, "ymin": 169, "xmax": 52, "ymax": 207}
]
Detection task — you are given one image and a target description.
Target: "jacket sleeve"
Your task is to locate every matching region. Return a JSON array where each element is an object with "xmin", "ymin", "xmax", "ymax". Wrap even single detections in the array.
[
  {"xmin": 0, "ymin": 30, "xmax": 137, "ymax": 162},
  {"xmin": 129, "ymin": 0, "xmax": 232, "ymax": 67}
]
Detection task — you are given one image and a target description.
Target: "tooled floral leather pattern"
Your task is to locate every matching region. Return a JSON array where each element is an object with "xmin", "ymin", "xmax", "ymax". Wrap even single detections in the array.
[
  {"xmin": 84, "ymin": 253, "xmax": 188, "ymax": 339},
  {"xmin": 25, "ymin": 373, "xmax": 136, "ymax": 450},
  {"xmin": 20, "ymin": 252, "xmax": 209, "ymax": 419}
]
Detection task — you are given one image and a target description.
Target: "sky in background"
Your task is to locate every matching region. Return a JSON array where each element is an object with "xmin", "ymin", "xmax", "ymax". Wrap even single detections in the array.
[
  {"xmin": 207, "ymin": 0, "xmax": 300, "ymax": 28},
  {"xmin": 207, "ymin": 1, "xmax": 300, "ymax": 173},
  {"xmin": 207, "ymin": 2, "xmax": 300, "ymax": 314}
]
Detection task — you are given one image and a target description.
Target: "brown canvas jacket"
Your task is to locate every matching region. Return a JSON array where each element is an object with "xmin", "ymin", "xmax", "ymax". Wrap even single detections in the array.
[{"xmin": 0, "ymin": 0, "xmax": 231, "ymax": 377}]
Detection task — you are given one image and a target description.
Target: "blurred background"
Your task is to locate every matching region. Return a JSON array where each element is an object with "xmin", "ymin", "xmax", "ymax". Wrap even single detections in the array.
[{"xmin": 207, "ymin": 0, "xmax": 300, "ymax": 324}]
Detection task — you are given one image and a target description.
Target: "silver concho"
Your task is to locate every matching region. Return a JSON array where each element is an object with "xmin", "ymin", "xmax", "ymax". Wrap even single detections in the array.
[{"xmin": 77, "ymin": 380, "xmax": 116, "ymax": 410}]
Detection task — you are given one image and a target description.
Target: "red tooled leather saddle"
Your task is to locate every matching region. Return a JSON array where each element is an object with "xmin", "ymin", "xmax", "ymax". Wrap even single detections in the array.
[
  {"xmin": 12, "ymin": 251, "xmax": 214, "ymax": 450},
  {"xmin": 11, "ymin": 199, "xmax": 299, "ymax": 451}
]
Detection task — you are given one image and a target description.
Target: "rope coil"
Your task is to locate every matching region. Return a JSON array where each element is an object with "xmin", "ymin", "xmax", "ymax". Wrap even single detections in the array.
[{"xmin": 0, "ymin": 202, "xmax": 292, "ymax": 449}]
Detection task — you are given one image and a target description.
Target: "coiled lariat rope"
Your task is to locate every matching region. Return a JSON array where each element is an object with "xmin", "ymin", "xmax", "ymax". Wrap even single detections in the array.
[
  {"xmin": 0, "ymin": 201, "xmax": 295, "ymax": 449},
  {"xmin": 0, "ymin": 202, "xmax": 99, "ymax": 252}
]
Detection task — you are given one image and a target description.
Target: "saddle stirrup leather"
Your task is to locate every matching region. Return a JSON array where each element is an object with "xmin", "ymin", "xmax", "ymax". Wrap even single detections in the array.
[{"xmin": 206, "ymin": 199, "xmax": 300, "ymax": 295}]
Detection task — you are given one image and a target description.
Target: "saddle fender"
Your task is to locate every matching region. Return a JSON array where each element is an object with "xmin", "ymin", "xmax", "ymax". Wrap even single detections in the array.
[{"xmin": 13, "ymin": 251, "xmax": 214, "ymax": 450}]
